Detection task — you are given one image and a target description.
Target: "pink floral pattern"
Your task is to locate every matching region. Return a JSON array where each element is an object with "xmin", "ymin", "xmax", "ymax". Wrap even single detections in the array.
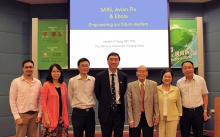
[{"xmin": 44, "ymin": 117, "xmax": 68, "ymax": 137}]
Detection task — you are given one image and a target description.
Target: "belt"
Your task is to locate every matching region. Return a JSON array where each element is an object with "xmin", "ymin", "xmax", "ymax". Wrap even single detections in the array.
[
  {"xmin": 22, "ymin": 111, "xmax": 37, "ymax": 115},
  {"xmin": 73, "ymin": 107, "xmax": 93, "ymax": 112},
  {"xmin": 183, "ymin": 105, "xmax": 203, "ymax": 111}
]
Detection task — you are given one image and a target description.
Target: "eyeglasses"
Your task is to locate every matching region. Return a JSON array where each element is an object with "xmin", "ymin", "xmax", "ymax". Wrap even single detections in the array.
[
  {"xmin": 24, "ymin": 66, "xmax": 33, "ymax": 69},
  {"xmin": 108, "ymin": 58, "xmax": 119, "ymax": 62},
  {"xmin": 79, "ymin": 65, "xmax": 89, "ymax": 68}
]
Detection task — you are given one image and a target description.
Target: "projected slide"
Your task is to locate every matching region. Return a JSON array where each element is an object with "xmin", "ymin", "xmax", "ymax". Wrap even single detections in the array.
[{"xmin": 69, "ymin": 0, "xmax": 169, "ymax": 69}]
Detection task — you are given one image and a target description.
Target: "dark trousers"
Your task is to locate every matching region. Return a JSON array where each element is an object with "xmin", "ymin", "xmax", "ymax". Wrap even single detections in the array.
[
  {"xmin": 71, "ymin": 107, "xmax": 95, "ymax": 137},
  {"xmin": 180, "ymin": 106, "xmax": 204, "ymax": 137},
  {"xmin": 129, "ymin": 112, "xmax": 154, "ymax": 137},
  {"xmin": 100, "ymin": 105, "xmax": 124, "ymax": 137}
]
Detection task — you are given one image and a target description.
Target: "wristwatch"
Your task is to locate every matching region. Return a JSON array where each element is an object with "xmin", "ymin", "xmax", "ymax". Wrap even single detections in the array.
[{"xmin": 204, "ymin": 109, "xmax": 207, "ymax": 112}]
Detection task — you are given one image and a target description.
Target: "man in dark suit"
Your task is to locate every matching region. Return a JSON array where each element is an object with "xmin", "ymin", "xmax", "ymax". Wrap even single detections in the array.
[{"xmin": 95, "ymin": 52, "xmax": 128, "ymax": 137}]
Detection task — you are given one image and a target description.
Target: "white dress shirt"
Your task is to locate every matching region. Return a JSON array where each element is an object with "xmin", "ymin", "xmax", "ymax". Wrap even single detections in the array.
[
  {"xmin": 9, "ymin": 75, "xmax": 42, "ymax": 120},
  {"xmin": 68, "ymin": 74, "xmax": 96, "ymax": 109},
  {"xmin": 177, "ymin": 74, "xmax": 209, "ymax": 108}
]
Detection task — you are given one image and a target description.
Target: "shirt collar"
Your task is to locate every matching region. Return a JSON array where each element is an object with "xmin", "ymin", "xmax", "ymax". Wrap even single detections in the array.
[
  {"xmin": 138, "ymin": 79, "xmax": 146, "ymax": 86},
  {"xmin": 108, "ymin": 69, "xmax": 118, "ymax": 76},
  {"xmin": 20, "ymin": 75, "xmax": 35, "ymax": 82},
  {"xmin": 77, "ymin": 74, "xmax": 91, "ymax": 80},
  {"xmin": 183, "ymin": 73, "xmax": 195, "ymax": 81},
  {"xmin": 158, "ymin": 84, "xmax": 175, "ymax": 92}
]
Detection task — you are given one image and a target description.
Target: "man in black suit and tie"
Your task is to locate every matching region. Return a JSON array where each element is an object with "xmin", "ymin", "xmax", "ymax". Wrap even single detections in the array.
[{"xmin": 95, "ymin": 52, "xmax": 128, "ymax": 137}]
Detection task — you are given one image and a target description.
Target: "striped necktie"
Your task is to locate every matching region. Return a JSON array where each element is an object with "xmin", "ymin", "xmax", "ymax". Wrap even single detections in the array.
[{"xmin": 111, "ymin": 74, "xmax": 117, "ymax": 112}]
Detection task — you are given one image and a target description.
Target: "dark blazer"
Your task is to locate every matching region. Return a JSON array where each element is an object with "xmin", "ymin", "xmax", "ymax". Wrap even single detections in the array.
[{"xmin": 95, "ymin": 69, "xmax": 127, "ymax": 123}]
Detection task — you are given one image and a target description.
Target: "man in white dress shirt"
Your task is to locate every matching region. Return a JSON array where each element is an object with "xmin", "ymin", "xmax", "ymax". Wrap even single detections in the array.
[
  {"xmin": 177, "ymin": 61, "xmax": 209, "ymax": 137},
  {"xmin": 9, "ymin": 59, "xmax": 42, "ymax": 137},
  {"xmin": 68, "ymin": 57, "xmax": 96, "ymax": 137}
]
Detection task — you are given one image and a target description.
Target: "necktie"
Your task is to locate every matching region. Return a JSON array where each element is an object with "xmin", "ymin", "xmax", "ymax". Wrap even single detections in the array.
[
  {"xmin": 111, "ymin": 74, "xmax": 117, "ymax": 112},
  {"xmin": 140, "ymin": 83, "xmax": 145, "ymax": 111}
]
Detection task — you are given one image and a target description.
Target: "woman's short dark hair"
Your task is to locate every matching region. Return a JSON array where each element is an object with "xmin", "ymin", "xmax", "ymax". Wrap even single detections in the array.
[
  {"xmin": 160, "ymin": 68, "xmax": 174, "ymax": 85},
  {"xmin": 46, "ymin": 64, "xmax": 64, "ymax": 84}
]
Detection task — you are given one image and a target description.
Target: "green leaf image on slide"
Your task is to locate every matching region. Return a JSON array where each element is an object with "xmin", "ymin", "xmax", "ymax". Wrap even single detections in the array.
[
  {"xmin": 170, "ymin": 19, "xmax": 198, "ymax": 68},
  {"xmin": 170, "ymin": 28, "xmax": 193, "ymax": 51}
]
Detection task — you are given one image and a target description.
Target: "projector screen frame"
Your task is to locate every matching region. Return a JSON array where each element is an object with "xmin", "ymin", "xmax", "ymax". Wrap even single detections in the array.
[{"xmin": 68, "ymin": 0, "xmax": 171, "ymax": 70}]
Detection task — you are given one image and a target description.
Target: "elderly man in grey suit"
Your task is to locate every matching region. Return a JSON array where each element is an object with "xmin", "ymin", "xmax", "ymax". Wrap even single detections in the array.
[{"xmin": 126, "ymin": 65, "xmax": 159, "ymax": 137}]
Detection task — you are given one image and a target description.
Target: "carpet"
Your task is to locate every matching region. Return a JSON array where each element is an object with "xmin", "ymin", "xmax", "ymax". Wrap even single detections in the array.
[
  {"xmin": 40, "ymin": 131, "xmax": 214, "ymax": 137},
  {"xmin": 7, "ymin": 130, "xmax": 214, "ymax": 137}
]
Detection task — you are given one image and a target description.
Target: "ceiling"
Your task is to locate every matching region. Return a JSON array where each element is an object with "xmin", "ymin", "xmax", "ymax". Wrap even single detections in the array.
[
  {"xmin": 17, "ymin": 0, "xmax": 211, "ymax": 4},
  {"xmin": 17, "ymin": 0, "xmax": 68, "ymax": 4},
  {"xmin": 169, "ymin": 0, "xmax": 211, "ymax": 2}
]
